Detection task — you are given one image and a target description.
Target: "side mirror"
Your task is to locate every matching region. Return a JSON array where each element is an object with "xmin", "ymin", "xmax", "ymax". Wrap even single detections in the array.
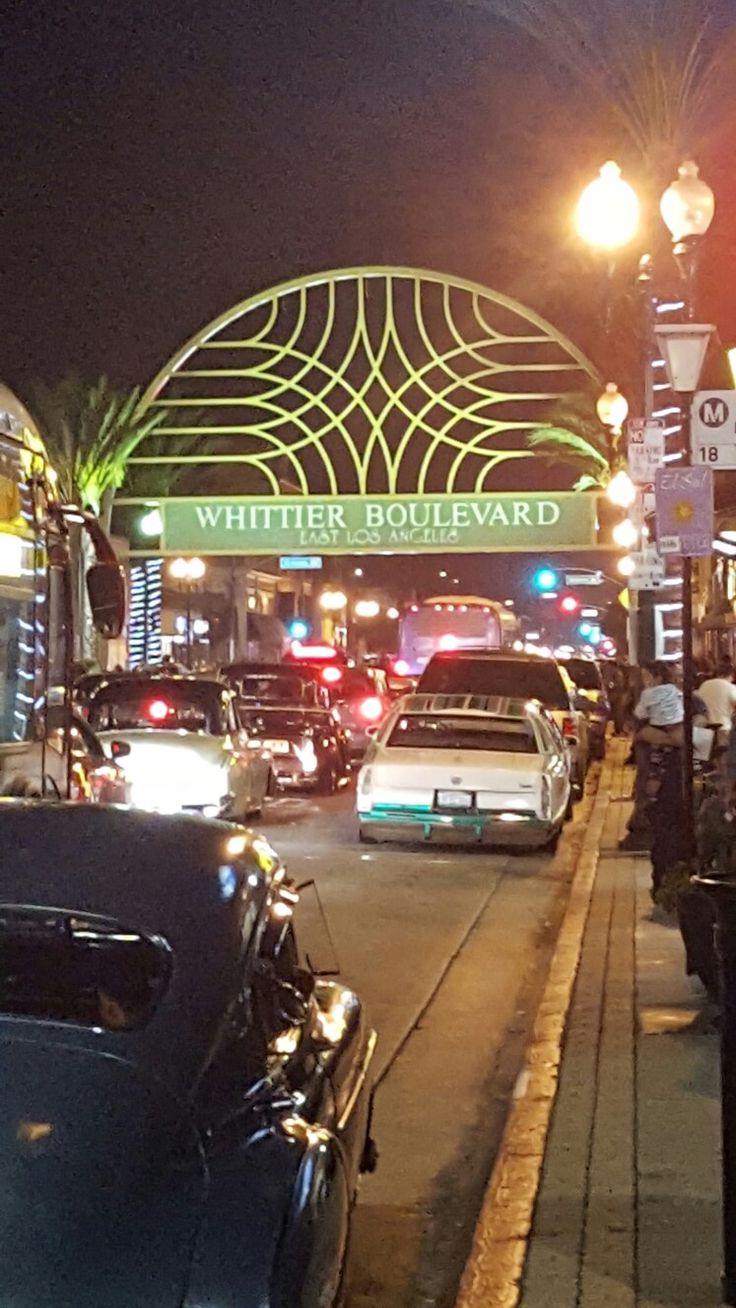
[
  {"xmin": 87, "ymin": 563, "xmax": 126, "ymax": 639},
  {"xmin": 109, "ymin": 739, "xmax": 131, "ymax": 759}
]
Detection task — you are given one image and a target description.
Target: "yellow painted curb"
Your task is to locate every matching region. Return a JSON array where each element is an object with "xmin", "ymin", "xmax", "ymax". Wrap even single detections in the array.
[{"xmin": 454, "ymin": 757, "xmax": 616, "ymax": 1308}]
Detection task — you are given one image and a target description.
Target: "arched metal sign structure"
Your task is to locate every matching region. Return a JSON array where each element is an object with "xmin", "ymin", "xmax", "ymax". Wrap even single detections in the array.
[{"xmin": 126, "ymin": 267, "xmax": 600, "ymax": 553}]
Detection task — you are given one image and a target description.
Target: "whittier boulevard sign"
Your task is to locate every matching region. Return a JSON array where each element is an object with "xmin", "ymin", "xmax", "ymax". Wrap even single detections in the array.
[{"xmin": 157, "ymin": 493, "xmax": 598, "ymax": 554}]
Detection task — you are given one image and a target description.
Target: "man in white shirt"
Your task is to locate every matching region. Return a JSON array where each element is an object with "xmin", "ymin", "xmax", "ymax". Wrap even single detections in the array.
[{"xmin": 698, "ymin": 661, "xmax": 736, "ymax": 735}]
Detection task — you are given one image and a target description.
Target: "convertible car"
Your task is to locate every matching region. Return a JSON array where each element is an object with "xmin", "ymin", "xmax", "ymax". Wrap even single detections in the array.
[{"xmin": 0, "ymin": 805, "xmax": 377, "ymax": 1307}]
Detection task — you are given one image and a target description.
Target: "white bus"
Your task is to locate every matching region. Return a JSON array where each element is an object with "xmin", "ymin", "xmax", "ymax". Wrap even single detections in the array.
[{"xmin": 396, "ymin": 595, "xmax": 520, "ymax": 676}]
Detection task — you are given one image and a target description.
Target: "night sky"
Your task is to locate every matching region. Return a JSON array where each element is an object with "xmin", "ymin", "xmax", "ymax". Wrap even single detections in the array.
[{"xmin": 0, "ymin": 2, "xmax": 681, "ymax": 387}]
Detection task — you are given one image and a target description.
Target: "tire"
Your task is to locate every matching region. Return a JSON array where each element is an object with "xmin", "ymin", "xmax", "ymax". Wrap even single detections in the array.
[
  {"xmin": 266, "ymin": 767, "xmax": 278, "ymax": 798},
  {"xmin": 317, "ymin": 764, "xmax": 337, "ymax": 796},
  {"xmin": 545, "ymin": 827, "xmax": 561, "ymax": 853},
  {"xmin": 565, "ymin": 792, "xmax": 575, "ymax": 821}
]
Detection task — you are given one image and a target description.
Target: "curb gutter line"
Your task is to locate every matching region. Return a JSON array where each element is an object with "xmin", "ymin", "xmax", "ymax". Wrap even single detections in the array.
[{"xmin": 454, "ymin": 769, "xmax": 612, "ymax": 1308}]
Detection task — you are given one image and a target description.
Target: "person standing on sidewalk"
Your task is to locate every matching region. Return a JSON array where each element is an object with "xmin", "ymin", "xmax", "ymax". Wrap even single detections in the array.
[
  {"xmin": 697, "ymin": 660, "xmax": 736, "ymax": 744},
  {"xmin": 619, "ymin": 663, "xmax": 685, "ymax": 851}
]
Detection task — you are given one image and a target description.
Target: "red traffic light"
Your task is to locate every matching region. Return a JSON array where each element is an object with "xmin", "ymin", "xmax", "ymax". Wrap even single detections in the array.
[{"xmin": 559, "ymin": 594, "xmax": 581, "ymax": 615}]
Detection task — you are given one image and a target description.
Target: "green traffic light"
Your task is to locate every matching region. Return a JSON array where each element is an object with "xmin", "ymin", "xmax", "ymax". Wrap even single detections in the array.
[{"xmin": 533, "ymin": 566, "xmax": 559, "ymax": 591}]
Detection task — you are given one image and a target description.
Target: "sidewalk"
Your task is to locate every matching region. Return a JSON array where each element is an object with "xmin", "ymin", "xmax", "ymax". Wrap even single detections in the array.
[{"xmin": 458, "ymin": 741, "xmax": 723, "ymax": 1308}]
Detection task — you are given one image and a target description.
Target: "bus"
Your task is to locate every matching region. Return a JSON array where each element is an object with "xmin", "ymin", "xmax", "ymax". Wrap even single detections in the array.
[
  {"xmin": 396, "ymin": 595, "xmax": 520, "ymax": 677},
  {"xmin": 0, "ymin": 384, "xmax": 125, "ymax": 795}
]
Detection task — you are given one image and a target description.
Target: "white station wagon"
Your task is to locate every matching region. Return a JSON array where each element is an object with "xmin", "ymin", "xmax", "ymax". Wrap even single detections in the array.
[{"xmin": 356, "ymin": 694, "xmax": 571, "ymax": 849}]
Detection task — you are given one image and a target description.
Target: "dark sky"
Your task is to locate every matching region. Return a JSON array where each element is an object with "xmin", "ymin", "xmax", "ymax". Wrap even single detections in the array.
[
  {"xmin": 2, "ymin": 1, "xmax": 734, "ymax": 394},
  {"xmin": 0, "ymin": 0, "xmax": 599, "ymax": 394}
]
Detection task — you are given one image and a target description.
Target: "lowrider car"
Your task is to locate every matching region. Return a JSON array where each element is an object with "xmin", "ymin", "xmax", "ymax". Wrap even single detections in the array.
[
  {"xmin": 239, "ymin": 705, "xmax": 350, "ymax": 793},
  {"xmin": 356, "ymin": 693, "xmax": 571, "ymax": 849},
  {"xmin": 85, "ymin": 674, "xmax": 272, "ymax": 820},
  {"xmin": 0, "ymin": 805, "xmax": 377, "ymax": 1306}
]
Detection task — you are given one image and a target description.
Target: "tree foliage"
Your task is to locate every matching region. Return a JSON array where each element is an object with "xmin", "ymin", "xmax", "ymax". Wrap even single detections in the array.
[
  {"xmin": 465, "ymin": 0, "xmax": 730, "ymax": 170},
  {"xmin": 527, "ymin": 394, "xmax": 612, "ymax": 490},
  {"xmin": 28, "ymin": 375, "xmax": 165, "ymax": 517}
]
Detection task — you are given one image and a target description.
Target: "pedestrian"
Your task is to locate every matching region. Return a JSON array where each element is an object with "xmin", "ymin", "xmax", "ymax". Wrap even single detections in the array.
[
  {"xmin": 647, "ymin": 744, "xmax": 688, "ymax": 898},
  {"xmin": 696, "ymin": 659, "xmax": 736, "ymax": 742},
  {"xmin": 633, "ymin": 660, "xmax": 684, "ymax": 746}
]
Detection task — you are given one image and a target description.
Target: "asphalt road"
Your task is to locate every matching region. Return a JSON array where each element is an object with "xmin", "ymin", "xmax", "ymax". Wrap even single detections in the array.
[{"xmin": 257, "ymin": 781, "xmax": 589, "ymax": 1307}]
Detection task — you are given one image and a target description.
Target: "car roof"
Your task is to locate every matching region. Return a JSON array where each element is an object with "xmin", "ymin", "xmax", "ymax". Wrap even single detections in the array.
[
  {"xmin": 427, "ymin": 649, "xmax": 558, "ymax": 664},
  {"xmin": 395, "ymin": 693, "xmax": 544, "ymax": 719},
  {"xmin": 0, "ymin": 805, "xmax": 278, "ymax": 1094}
]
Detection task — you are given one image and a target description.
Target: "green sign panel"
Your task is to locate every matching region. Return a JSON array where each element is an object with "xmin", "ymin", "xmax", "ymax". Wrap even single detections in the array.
[{"xmin": 159, "ymin": 493, "xmax": 597, "ymax": 554}]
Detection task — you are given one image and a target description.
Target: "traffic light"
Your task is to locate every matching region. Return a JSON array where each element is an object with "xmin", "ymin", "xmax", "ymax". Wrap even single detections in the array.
[
  {"xmin": 532, "ymin": 565, "xmax": 560, "ymax": 592},
  {"xmin": 288, "ymin": 617, "xmax": 311, "ymax": 641},
  {"xmin": 559, "ymin": 594, "xmax": 581, "ymax": 615}
]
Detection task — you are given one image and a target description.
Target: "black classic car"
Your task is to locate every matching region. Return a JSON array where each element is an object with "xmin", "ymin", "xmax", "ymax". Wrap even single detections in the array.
[
  {"xmin": 238, "ymin": 705, "xmax": 351, "ymax": 793},
  {"xmin": 0, "ymin": 804, "xmax": 377, "ymax": 1307}
]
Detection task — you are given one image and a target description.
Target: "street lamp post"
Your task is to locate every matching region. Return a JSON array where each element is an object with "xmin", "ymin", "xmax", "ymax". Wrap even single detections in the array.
[
  {"xmin": 168, "ymin": 556, "xmax": 207, "ymax": 668},
  {"xmin": 654, "ymin": 322, "xmax": 715, "ymax": 855}
]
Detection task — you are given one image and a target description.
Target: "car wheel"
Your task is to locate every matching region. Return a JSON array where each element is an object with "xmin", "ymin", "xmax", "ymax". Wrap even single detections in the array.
[
  {"xmin": 545, "ymin": 827, "xmax": 561, "ymax": 853},
  {"xmin": 317, "ymin": 764, "xmax": 337, "ymax": 795},
  {"xmin": 564, "ymin": 792, "xmax": 574, "ymax": 821},
  {"xmin": 266, "ymin": 767, "xmax": 278, "ymax": 798}
]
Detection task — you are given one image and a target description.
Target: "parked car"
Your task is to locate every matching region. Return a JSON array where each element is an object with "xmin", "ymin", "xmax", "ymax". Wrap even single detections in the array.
[
  {"xmin": 560, "ymin": 656, "xmax": 610, "ymax": 760},
  {"xmin": 417, "ymin": 650, "xmax": 589, "ymax": 796},
  {"xmin": 85, "ymin": 674, "xmax": 272, "ymax": 820},
  {"xmin": 239, "ymin": 705, "xmax": 350, "ymax": 793},
  {"xmin": 1, "ymin": 702, "xmax": 129, "ymax": 804},
  {"xmin": 0, "ymin": 804, "xmax": 377, "ymax": 1307},
  {"xmin": 356, "ymin": 693, "xmax": 571, "ymax": 848}
]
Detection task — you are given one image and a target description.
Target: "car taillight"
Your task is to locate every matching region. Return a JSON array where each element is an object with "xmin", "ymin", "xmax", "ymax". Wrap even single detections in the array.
[
  {"xmin": 147, "ymin": 699, "xmax": 170, "ymax": 722},
  {"xmin": 321, "ymin": 665, "xmax": 343, "ymax": 685},
  {"xmin": 393, "ymin": 659, "xmax": 410, "ymax": 676},
  {"xmin": 359, "ymin": 696, "xmax": 383, "ymax": 723},
  {"xmin": 562, "ymin": 714, "xmax": 577, "ymax": 739}
]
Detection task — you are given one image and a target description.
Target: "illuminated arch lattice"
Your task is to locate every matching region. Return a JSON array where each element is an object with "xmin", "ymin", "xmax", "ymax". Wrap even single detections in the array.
[{"xmin": 134, "ymin": 267, "xmax": 598, "ymax": 496}]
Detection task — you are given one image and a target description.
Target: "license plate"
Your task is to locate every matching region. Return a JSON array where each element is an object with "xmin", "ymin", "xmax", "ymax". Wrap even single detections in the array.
[
  {"xmin": 437, "ymin": 789, "xmax": 474, "ymax": 809},
  {"xmin": 264, "ymin": 739, "xmax": 290, "ymax": 754}
]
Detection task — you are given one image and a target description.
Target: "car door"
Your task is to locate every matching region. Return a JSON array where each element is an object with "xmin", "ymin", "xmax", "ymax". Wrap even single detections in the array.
[
  {"xmin": 536, "ymin": 716, "xmax": 568, "ymax": 822},
  {"xmin": 230, "ymin": 695, "xmax": 269, "ymax": 810}
]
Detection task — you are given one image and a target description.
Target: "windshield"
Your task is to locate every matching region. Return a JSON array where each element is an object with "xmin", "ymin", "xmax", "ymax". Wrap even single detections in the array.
[
  {"xmin": 241, "ymin": 708, "xmax": 332, "ymax": 734},
  {"xmin": 87, "ymin": 680, "xmax": 225, "ymax": 734},
  {"xmin": 0, "ymin": 906, "xmax": 171, "ymax": 1030},
  {"xmin": 419, "ymin": 658, "xmax": 570, "ymax": 710},
  {"xmin": 563, "ymin": 659, "xmax": 603, "ymax": 691},
  {"xmin": 386, "ymin": 714, "xmax": 537, "ymax": 753}
]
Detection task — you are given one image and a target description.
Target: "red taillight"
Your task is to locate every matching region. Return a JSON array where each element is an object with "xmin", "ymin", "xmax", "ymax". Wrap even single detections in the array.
[
  {"xmin": 562, "ymin": 714, "xmax": 577, "ymax": 738},
  {"xmin": 393, "ymin": 658, "xmax": 410, "ymax": 676},
  {"xmin": 321, "ymin": 665, "xmax": 343, "ymax": 685},
  {"xmin": 359, "ymin": 696, "xmax": 383, "ymax": 723},
  {"xmin": 148, "ymin": 699, "xmax": 170, "ymax": 722}
]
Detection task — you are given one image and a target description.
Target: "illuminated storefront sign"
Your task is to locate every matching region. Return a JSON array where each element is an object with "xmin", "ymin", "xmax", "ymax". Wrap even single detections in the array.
[{"xmin": 156, "ymin": 493, "xmax": 598, "ymax": 555}]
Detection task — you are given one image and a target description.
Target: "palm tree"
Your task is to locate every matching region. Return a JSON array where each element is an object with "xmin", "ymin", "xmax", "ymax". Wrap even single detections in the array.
[
  {"xmin": 465, "ymin": 0, "xmax": 731, "ymax": 172},
  {"xmin": 526, "ymin": 395, "xmax": 612, "ymax": 491},
  {"xmin": 28, "ymin": 375, "xmax": 165, "ymax": 532}
]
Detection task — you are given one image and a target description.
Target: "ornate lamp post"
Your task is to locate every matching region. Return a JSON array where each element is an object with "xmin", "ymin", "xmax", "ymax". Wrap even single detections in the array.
[{"xmin": 168, "ymin": 556, "xmax": 206, "ymax": 668}]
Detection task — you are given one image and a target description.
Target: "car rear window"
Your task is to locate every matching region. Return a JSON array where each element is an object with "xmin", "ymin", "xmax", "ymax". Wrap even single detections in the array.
[
  {"xmin": 386, "ymin": 714, "xmax": 537, "ymax": 753},
  {"xmin": 241, "ymin": 708, "xmax": 331, "ymax": 733},
  {"xmin": 563, "ymin": 659, "xmax": 603, "ymax": 692},
  {"xmin": 419, "ymin": 657, "xmax": 570, "ymax": 709},
  {"xmin": 239, "ymin": 675, "xmax": 312, "ymax": 702},
  {"xmin": 87, "ymin": 681, "xmax": 223, "ymax": 733},
  {"xmin": 0, "ymin": 907, "xmax": 171, "ymax": 1030}
]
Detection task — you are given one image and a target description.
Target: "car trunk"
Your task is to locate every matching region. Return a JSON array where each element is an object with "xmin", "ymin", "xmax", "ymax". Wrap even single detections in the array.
[
  {"xmin": 0, "ymin": 1036, "xmax": 205, "ymax": 1307},
  {"xmin": 370, "ymin": 747, "xmax": 544, "ymax": 812},
  {"xmin": 99, "ymin": 729, "xmax": 226, "ymax": 811}
]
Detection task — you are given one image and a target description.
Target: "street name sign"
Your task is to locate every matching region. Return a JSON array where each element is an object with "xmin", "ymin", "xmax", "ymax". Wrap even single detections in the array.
[
  {"xmin": 564, "ymin": 571, "xmax": 603, "ymax": 587},
  {"xmin": 279, "ymin": 555, "xmax": 323, "ymax": 570},
  {"xmin": 157, "ymin": 493, "xmax": 599, "ymax": 555},
  {"xmin": 692, "ymin": 390, "xmax": 736, "ymax": 469},
  {"xmin": 655, "ymin": 466, "xmax": 714, "ymax": 557},
  {"xmin": 627, "ymin": 418, "xmax": 665, "ymax": 485}
]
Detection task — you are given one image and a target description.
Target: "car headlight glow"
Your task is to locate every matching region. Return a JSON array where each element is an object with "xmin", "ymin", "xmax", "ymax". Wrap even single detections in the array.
[{"xmin": 296, "ymin": 741, "xmax": 318, "ymax": 774}]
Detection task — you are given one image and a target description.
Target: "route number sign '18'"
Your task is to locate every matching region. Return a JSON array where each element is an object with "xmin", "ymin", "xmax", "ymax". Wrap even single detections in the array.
[{"xmin": 692, "ymin": 391, "xmax": 736, "ymax": 469}]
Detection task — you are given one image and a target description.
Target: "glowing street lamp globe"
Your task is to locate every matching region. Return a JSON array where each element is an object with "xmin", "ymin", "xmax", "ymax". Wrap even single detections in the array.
[
  {"xmin": 606, "ymin": 470, "xmax": 636, "ymax": 509},
  {"xmin": 660, "ymin": 161, "xmax": 715, "ymax": 243},
  {"xmin": 612, "ymin": 518, "xmax": 638, "ymax": 549},
  {"xmin": 596, "ymin": 382, "xmax": 629, "ymax": 433},
  {"xmin": 617, "ymin": 554, "xmax": 636, "ymax": 578},
  {"xmin": 576, "ymin": 161, "xmax": 640, "ymax": 251}
]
